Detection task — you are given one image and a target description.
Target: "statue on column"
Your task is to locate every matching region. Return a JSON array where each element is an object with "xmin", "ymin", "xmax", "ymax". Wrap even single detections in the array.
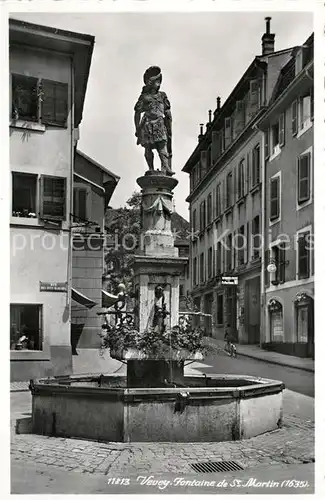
[{"xmin": 134, "ymin": 66, "xmax": 174, "ymax": 176}]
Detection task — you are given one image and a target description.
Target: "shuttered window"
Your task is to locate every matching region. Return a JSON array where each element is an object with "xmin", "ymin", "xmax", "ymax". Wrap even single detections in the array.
[
  {"xmin": 270, "ymin": 176, "xmax": 280, "ymax": 221},
  {"xmin": 73, "ymin": 186, "xmax": 88, "ymax": 222},
  {"xmin": 292, "ymin": 100, "xmax": 298, "ymax": 135},
  {"xmin": 41, "ymin": 79, "xmax": 69, "ymax": 127},
  {"xmin": 40, "ymin": 175, "xmax": 66, "ymax": 220},
  {"xmin": 215, "ymin": 183, "xmax": 221, "ymax": 217},
  {"xmin": 226, "ymin": 172, "xmax": 233, "ymax": 208},
  {"xmin": 11, "ymin": 74, "xmax": 39, "ymax": 122},
  {"xmin": 216, "ymin": 242, "xmax": 222, "ymax": 274},
  {"xmin": 252, "ymin": 144, "xmax": 261, "ymax": 187},
  {"xmin": 224, "ymin": 117, "xmax": 232, "ymax": 149},
  {"xmin": 279, "ymin": 113, "xmax": 285, "ymax": 146},
  {"xmin": 207, "ymin": 193, "xmax": 212, "ymax": 224},
  {"xmin": 265, "ymin": 129, "xmax": 270, "ymax": 160},
  {"xmin": 200, "ymin": 253, "xmax": 205, "ymax": 283},
  {"xmin": 208, "ymin": 247, "xmax": 213, "ymax": 278},
  {"xmin": 237, "ymin": 159, "xmax": 245, "ymax": 199},
  {"xmin": 298, "ymin": 153, "xmax": 311, "ymax": 204},
  {"xmin": 298, "ymin": 232, "xmax": 310, "ymax": 279}
]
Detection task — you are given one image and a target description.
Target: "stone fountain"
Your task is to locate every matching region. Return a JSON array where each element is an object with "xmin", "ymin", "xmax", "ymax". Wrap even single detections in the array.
[{"xmin": 29, "ymin": 66, "xmax": 284, "ymax": 443}]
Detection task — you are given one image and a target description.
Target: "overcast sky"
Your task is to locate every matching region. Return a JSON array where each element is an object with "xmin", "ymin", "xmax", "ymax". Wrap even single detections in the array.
[{"xmin": 11, "ymin": 11, "xmax": 313, "ymax": 219}]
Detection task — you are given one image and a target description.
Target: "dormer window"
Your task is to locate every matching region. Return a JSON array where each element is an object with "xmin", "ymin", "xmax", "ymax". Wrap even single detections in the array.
[{"xmin": 295, "ymin": 48, "xmax": 303, "ymax": 76}]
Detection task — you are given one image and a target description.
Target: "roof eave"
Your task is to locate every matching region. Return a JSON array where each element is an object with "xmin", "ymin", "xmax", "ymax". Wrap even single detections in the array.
[
  {"xmin": 255, "ymin": 61, "xmax": 313, "ymax": 128},
  {"xmin": 9, "ymin": 18, "xmax": 95, "ymax": 128}
]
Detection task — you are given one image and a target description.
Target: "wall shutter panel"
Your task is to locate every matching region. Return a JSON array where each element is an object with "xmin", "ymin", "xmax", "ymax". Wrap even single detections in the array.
[
  {"xmin": 292, "ymin": 100, "xmax": 298, "ymax": 135},
  {"xmin": 41, "ymin": 79, "xmax": 68, "ymax": 127},
  {"xmin": 279, "ymin": 113, "xmax": 285, "ymax": 146},
  {"xmin": 40, "ymin": 175, "xmax": 66, "ymax": 220},
  {"xmin": 298, "ymin": 154, "xmax": 310, "ymax": 204},
  {"xmin": 270, "ymin": 177, "xmax": 279, "ymax": 220}
]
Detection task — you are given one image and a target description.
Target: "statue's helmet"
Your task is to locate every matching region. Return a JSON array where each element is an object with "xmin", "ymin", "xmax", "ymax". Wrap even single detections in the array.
[{"xmin": 143, "ymin": 66, "xmax": 162, "ymax": 86}]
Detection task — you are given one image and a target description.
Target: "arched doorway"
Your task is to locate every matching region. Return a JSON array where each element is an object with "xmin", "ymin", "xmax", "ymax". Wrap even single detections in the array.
[
  {"xmin": 294, "ymin": 293, "xmax": 314, "ymax": 359},
  {"xmin": 268, "ymin": 299, "xmax": 284, "ymax": 343}
]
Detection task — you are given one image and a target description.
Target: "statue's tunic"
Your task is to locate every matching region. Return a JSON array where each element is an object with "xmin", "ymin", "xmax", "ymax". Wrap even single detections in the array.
[{"xmin": 134, "ymin": 90, "xmax": 170, "ymax": 148}]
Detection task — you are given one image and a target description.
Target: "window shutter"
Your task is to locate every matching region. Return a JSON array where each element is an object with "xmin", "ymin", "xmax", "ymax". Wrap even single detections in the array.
[
  {"xmin": 246, "ymin": 152, "xmax": 250, "ymax": 193},
  {"xmin": 40, "ymin": 175, "xmax": 66, "ymax": 220},
  {"xmin": 234, "ymin": 100, "xmax": 245, "ymax": 137},
  {"xmin": 211, "ymin": 131, "xmax": 218, "ymax": 161},
  {"xmin": 265, "ymin": 249, "xmax": 270, "ymax": 287},
  {"xmin": 248, "ymin": 79, "xmax": 260, "ymax": 120},
  {"xmin": 41, "ymin": 79, "xmax": 68, "ymax": 127},
  {"xmin": 298, "ymin": 234, "xmax": 309, "ymax": 279},
  {"xmin": 310, "ymin": 88, "xmax": 314, "ymax": 121},
  {"xmin": 265, "ymin": 129, "xmax": 270, "ymax": 160},
  {"xmin": 270, "ymin": 177, "xmax": 279, "ymax": 220},
  {"xmin": 224, "ymin": 117, "xmax": 232, "ymax": 149},
  {"xmin": 73, "ymin": 187, "xmax": 87, "ymax": 221},
  {"xmin": 298, "ymin": 154, "xmax": 310, "ymax": 204},
  {"xmin": 292, "ymin": 100, "xmax": 298, "ymax": 135},
  {"xmin": 200, "ymin": 150, "xmax": 207, "ymax": 178},
  {"xmin": 279, "ymin": 113, "xmax": 285, "ymax": 146}
]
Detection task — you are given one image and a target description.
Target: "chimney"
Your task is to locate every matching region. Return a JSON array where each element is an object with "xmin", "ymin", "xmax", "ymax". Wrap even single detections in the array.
[
  {"xmin": 217, "ymin": 97, "xmax": 221, "ymax": 110},
  {"xmin": 208, "ymin": 110, "xmax": 212, "ymax": 123},
  {"xmin": 262, "ymin": 17, "xmax": 275, "ymax": 55},
  {"xmin": 198, "ymin": 123, "xmax": 204, "ymax": 142}
]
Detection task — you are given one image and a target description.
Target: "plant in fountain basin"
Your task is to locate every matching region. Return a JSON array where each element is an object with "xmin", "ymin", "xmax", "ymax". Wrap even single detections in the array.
[{"xmin": 98, "ymin": 314, "xmax": 205, "ymax": 357}]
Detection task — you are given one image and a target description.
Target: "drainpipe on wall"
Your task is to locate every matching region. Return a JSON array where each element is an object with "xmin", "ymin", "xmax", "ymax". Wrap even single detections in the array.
[
  {"xmin": 253, "ymin": 123, "xmax": 266, "ymax": 348},
  {"xmin": 67, "ymin": 62, "xmax": 75, "ymax": 313}
]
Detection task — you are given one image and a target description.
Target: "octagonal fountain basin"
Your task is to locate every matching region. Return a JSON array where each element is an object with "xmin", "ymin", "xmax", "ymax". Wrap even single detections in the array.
[{"xmin": 29, "ymin": 374, "xmax": 284, "ymax": 443}]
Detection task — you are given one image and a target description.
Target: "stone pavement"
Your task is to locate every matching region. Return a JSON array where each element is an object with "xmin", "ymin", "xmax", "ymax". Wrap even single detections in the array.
[
  {"xmin": 203, "ymin": 337, "xmax": 315, "ymax": 373},
  {"xmin": 10, "ymin": 389, "xmax": 314, "ymax": 482},
  {"xmin": 11, "ymin": 460, "xmax": 314, "ymax": 494}
]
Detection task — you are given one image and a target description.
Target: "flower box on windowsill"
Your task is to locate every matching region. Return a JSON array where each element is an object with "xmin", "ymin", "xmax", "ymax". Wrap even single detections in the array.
[{"xmin": 10, "ymin": 119, "xmax": 46, "ymax": 133}]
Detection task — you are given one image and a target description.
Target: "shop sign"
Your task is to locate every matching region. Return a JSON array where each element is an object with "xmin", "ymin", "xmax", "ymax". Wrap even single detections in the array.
[
  {"xmin": 40, "ymin": 282, "xmax": 67, "ymax": 292},
  {"xmin": 222, "ymin": 277, "xmax": 238, "ymax": 285}
]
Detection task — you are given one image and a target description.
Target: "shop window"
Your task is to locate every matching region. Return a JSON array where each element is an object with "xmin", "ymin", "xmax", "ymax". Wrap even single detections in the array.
[
  {"xmin": 10, "ymin": 304, "xmax": 42, "ymax": 351},
  {"xmin": 12, "ymin": 172, "xmax": 37, "ymax": 218}
]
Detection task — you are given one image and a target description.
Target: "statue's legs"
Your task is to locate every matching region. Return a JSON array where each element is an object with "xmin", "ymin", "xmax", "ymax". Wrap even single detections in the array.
[
  {"xmin": 144, "ymin": 147, "xmax": 154, "ymax": 170},
  {"xmin": 157, "ymin": 142, "xmax": 174, "ymax": 175}
]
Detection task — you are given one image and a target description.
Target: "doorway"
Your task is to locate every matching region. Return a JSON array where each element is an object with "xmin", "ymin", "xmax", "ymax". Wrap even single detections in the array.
[{"xmin": 245, "ymin": 277, "xmax": 261, "ymax": 344}]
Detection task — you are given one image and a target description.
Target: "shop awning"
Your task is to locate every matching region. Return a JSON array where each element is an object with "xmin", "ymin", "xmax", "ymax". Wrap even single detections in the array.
[
  {"xmin": 102, "ymin": 289, "xmax": 119, "ymax": 308},
  {"xmin": 71, "ymin": 288, "xmax": 97, "ymax": 309}
]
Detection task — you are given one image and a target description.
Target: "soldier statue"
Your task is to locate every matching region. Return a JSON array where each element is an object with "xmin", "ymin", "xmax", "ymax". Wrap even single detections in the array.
[{"xmin": 134, "ymin": 66, "xmax": 174, "ymax": 176}]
